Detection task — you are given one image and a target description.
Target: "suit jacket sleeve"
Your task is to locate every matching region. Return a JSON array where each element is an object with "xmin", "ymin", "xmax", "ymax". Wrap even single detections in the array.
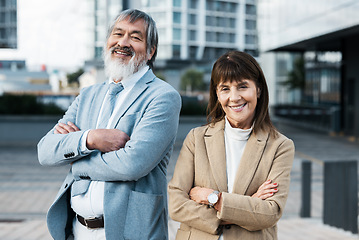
[
  {"xmin": 71, "ymin": 89, "xmax": 181, "ymax": 181},
  {"xmin": 37, "ymin": 91, "xmax": 88, "ymax": 166},
  {"xmin": 217, "ymin": 137, "xmax": 295, "ymax": 231},
  {"xmin": 168, "ymin": 129, "xmax": 222, "ymax": 235}
]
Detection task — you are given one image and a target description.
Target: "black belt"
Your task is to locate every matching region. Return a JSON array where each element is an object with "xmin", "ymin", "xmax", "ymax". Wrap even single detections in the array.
[{"xmin": 76, "ymin": 214, "xmax": 104, "ymax": 229}]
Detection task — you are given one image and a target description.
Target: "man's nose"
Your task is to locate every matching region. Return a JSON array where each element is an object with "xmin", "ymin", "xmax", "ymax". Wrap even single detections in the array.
[{"xmin": 117, "ymin": 35, "xmax": 130, "ymax": 47}]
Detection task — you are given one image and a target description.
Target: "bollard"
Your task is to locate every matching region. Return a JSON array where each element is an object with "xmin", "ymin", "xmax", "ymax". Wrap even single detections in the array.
[
  {"xmin": 323, "ymin": 160, "xmax": 358, "ymax": 234},
  {"xmin": 300, "ymin": 160, "xmax": 312, "ymax": 218}
]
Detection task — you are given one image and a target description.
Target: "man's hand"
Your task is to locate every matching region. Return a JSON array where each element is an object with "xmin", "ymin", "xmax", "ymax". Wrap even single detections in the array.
[
  {"xmin": 251, "ymin": 179, "xmax": 278, "ymax": 199},
  {"xmin": 54, "ymin": 122, "xmax": 80, "ymax": 134},
  {"xmin": 86, "ymin": 129, "xmax": 130, "ymax": 153}
]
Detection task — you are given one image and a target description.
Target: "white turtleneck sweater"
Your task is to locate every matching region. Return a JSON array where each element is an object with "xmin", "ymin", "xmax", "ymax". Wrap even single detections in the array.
[
  {"xmin": 219, "ymin": 118, "xmax": 252, "ymax": 240},
  {"xmin": 224, "ymin": 117, "xmax": 252, "ymax": 193}
]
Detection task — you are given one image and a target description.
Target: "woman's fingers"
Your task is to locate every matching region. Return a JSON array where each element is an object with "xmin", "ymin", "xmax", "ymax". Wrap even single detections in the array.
[{"xmin": 252, "ymin": 179, "xmax": 279, "ymax": 199}]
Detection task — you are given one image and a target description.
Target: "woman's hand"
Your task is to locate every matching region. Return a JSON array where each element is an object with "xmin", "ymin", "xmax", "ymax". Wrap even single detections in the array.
[
  {"xmin": 251, "ymin": 179, "xmax": 278, "ymax": 199},
  {"xmin": 189, "ymin": 186, "xmax": 214, "ymax": 205}
]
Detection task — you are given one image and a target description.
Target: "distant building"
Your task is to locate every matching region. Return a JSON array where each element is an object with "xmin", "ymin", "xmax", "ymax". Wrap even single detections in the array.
[
  {"xmin": 0, "ymin": 0, "xmax": 17, "ymax": 49},
  {"xmin": 258, "ymin": 0, "xmax": 359, "ymax": 138}
]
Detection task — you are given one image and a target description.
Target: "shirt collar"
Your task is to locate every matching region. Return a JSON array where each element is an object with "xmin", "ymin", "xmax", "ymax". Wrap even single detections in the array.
[{"xmin": 107, "ymin": 65, "xmax": 149, "ymax": 89}]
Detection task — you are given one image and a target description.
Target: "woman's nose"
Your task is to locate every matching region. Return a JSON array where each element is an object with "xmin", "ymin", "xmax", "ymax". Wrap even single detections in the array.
[{"xmin": 229, "ymin": 90, "xmax": 241, "ymax": 101}]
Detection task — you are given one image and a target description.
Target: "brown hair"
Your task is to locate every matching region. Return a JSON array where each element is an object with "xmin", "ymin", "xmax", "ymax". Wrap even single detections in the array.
[{"xmin": 207, "ymin": 50, "xmax": 276, "ymax": 135}]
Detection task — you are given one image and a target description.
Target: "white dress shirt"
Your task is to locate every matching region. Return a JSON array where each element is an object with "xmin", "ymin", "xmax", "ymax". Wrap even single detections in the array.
[{"xmin": 70, "ymin": 66, "xmax": 149, "ymax": 239}]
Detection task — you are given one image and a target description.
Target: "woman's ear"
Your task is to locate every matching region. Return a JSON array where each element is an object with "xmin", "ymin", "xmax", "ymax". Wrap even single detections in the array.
[{"xmin": 257, "ymin": 88, "xmax": 261, "ymax": 98}]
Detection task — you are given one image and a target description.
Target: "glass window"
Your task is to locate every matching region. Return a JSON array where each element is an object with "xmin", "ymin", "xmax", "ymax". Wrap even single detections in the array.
[
  {"xmin": 189, "ymin": 14, "xmax": 196, "ymax": 25},
  {"xmin": 229, "ymin": 2, "xmax": 237, "ymax": 13},
  {"xmin": 206, "ymin": 0, "xmax": 214, "ymax": 11},
  {"xmin": 189, "ymin": 0, "xmax": 198, "ymax": 9},
  {"xmin": 206, "ymin": 16, "xmax": 212, "ymax": 26},
  {"xmin": 245, "ymin": 35, "xmax": 257, "ymax": 44},
  {"xmin": 230, "ymin": 18, "xmax": 236, "ymax": 28},
  {"xmin": 173, "ymin": 0, "xmax": 181, "ymax": 7},
  {"xmin": 246, "ymin": 4, "xmax": 256, "ymax": 15},
  {"xmin": 189, "ymin": 46, "xmax": 197, "ymax": 58},
  {"xmin": 189, "ymin": 30, "xmax": 197, "ymax": 41},
  {"xmin": 173, "ymin": 12, "xmax": 181, "ymax": 23},
  {"xmin": 173, "ymin": 28, "xmax": 181, "ymax": 40},
  {"xmin": 229, "ymin": 33, "xmax": 235, "ymax": 43},
  {"xmin": 95, "ymin": 47, "xmax": 103, "ymax": 59},
  {"xmin": 206, "ymin": 31, "xmax": 214, "ymax": 42},
  {"xmin": 245, "ymin": 20, "xmax": 256, "ymax": 30},
  {"xmin": 172, "ymin": 45, "xmax": 181, "ymax": 58}
]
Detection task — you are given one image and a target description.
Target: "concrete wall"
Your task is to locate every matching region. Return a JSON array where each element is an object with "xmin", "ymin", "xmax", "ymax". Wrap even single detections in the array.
[{"xmin": 0, "ymin": 115, "xmax": 60, "ymax": 146}]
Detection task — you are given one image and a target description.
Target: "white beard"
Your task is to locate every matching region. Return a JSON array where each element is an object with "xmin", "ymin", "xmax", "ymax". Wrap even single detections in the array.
[{"xmin": 103, "ymin": 48, "xmax": 148, "ymax": 81}]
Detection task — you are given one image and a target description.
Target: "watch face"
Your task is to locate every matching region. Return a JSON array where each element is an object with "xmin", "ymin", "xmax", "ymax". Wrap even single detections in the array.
[{"xmin": 208, "ymin": 193, "xmax": 219, "ymax": 204}]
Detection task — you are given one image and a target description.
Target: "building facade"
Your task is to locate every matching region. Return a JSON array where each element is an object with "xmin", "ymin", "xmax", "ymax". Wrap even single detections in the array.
[
  {"xmin": 0, "ymin": 0, "xmax": 17, "ymax": 49},
  {"xmin": 258, "ymin": 0, "xmax": 359, "ymax": 138}
]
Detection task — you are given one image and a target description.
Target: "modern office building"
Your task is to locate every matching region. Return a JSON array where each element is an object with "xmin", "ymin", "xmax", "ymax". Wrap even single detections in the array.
[
  {"xmin": 0, "ymin": 0, "xmax": 17, "ymax": 49},
  {"xmin": 258, "ymin": 0, "xmax": 359, "ymax": 138}
]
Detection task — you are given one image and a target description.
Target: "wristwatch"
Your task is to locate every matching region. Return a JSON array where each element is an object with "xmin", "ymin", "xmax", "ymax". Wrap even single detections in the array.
[{"xmin": 207, "ymin": 190, "xmax": 220, "ymax": 207}]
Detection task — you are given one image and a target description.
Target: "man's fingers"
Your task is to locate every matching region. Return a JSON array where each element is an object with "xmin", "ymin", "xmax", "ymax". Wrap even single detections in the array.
[
  {"xmin": 55, "ymin": 124, "xmax": 69, "ymax": 134},
  {"xmin": 58, "ymin": 122, "xmax": 77, "ymax": 133},
  {"xmin": 67, "ymin": 121, "xmax": 80, "ymax": 131}
]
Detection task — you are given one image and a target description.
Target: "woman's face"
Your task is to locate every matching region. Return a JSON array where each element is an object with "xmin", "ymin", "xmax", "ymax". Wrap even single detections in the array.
[{"xmin": 216, "ymin": 79, "xmax": 259, "ymax": 129}]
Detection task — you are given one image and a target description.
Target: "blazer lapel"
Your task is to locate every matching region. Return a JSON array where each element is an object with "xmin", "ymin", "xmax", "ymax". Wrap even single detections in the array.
[
  {"xmin": 204, "ymin": 120, "xmax": 228, "ymax": 192},
  {"xmin": 232, "ymin": 129, "xmax": 269, "ymax": 195},
  {"xmin": 108, "ymin": 70, "xmax": 154, "ymax": 129}
]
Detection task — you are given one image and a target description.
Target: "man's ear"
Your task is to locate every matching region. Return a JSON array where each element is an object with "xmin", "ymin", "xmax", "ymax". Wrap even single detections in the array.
[{"xmin": 148, "ymin": 47, "xmax": 156, "ymax": 61}]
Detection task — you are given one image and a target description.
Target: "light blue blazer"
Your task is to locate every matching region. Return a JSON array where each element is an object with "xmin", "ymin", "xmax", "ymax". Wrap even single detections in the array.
[{"xmin": 38, "ymin": 69, "xmax": 181, "ymax": 240}]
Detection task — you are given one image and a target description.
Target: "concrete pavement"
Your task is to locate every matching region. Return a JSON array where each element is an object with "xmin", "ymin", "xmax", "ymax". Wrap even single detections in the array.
[{"xmin": 0, "ymin": 117, "xmax": 358, "ymax": 239}]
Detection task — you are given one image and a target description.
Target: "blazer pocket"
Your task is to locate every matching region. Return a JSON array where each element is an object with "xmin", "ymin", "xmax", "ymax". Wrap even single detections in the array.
[
  {"xmin": 123, "ymin": 190, "xmax": 166, "ymax": 240},
  {"xmin": 175, "ymin": 229, "xmax": 191, "ymax": 240}
]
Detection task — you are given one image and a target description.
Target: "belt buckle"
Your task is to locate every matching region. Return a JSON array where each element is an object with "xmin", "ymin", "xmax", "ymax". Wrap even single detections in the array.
[{"xmin": 84, "ymin": 216, "xmax": 98, "ymax": 230}]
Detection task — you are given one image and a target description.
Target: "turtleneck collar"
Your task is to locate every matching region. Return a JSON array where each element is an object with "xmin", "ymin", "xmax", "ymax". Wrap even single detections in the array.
[{"xmin": 224, "ymin": 117, "xmax": 252, "ymax": 141}]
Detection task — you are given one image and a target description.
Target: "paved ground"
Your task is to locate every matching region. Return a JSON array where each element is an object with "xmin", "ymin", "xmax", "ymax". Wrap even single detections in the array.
[{"xmin": 0, "ymin": 117, "xmax": 358, "ymax": 239}]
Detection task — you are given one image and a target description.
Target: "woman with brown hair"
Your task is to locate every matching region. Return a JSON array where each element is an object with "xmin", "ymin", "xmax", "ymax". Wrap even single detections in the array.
[{"xmin": 168, "ymin": 51, "xmax": 295, "ymax": 239}]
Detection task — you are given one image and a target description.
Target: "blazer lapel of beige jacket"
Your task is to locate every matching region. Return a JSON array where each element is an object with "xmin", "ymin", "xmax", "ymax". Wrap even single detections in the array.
[
  {"xmin": 232, "ymin": 129, "xmax": 269, "ymax": 195},
  {"xmin": 204, "ymin": 120, "xmax": 228, "ymax": 192}
]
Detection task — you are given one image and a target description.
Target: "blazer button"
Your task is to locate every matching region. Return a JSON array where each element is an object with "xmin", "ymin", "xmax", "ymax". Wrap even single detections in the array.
[
  {"xmin": 225, "ymin": 225, "xmax": 232, "ymax": 230},
  {"xmin": 80, "ymin": 176, "xmax": 91, "ymax": 180}
]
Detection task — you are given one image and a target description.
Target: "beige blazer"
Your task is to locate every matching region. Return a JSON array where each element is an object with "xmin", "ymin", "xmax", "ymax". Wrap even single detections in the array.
[{"xmin": 168, "ymin": 120, "xmax": 295, "ymax": 240}]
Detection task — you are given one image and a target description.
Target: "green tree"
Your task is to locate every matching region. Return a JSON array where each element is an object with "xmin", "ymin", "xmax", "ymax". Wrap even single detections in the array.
[
  {"xmin": 67, "ymin": 68, "xmax": 84, "ymax": 85},
  {"xmin": 282, "ymin": 56, "xmax": 305, "ymax": 90},
  {"xmin": 180, "ymin": 69, "xmax": 205, "ymax": 92}
]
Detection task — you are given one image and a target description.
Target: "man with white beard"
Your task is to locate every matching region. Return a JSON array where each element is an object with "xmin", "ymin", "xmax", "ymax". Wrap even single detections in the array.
[{"xmin": 37, "ymin": 9, "xmax": 181, "ymax": 240}]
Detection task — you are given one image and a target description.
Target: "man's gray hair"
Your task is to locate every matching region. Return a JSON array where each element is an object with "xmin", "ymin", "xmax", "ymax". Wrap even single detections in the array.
[{"xmin": 106, "ymin": 9, "xmax": 158, "ymax": 69}]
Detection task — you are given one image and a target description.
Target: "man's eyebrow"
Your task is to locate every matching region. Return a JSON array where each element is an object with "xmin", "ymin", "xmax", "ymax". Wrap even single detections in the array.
[{"xmin": 113, "ymin": 28, "xmax": 144, "ymax": 37}]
